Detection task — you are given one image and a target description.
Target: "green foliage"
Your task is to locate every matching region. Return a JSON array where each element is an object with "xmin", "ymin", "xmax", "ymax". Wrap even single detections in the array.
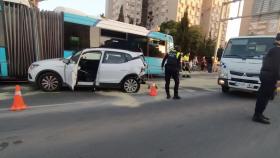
[
  {"xmin": 100, "ymin": 13, "xmax": 105, "ymax": 18},
  {"xmin": 176, "ymin": 10, "xmax": 189, "ymax": 52},
  {"xmin": 198, "ymin": 36, "xmax": 216, "ymax": 57},
  {"xmin": 188, "ymin": 26, "xmax": 203, "ymax": 54},
  {"xmin": 160, "ymin": 20, "xmax": 178, "ymax": 38},
  {"xmin": 159, "ymin": 8, "xmax": 216, "ymax": 57}
]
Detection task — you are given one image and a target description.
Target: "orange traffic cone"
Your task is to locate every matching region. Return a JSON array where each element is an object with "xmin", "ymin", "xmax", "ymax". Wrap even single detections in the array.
[
  {"xmin": 10, "ymin": 85, "xmax": 28, "ymax": 111},
  {"xmin": 149, "ymin": 83, "xmax": 158, "ymax": 96}
]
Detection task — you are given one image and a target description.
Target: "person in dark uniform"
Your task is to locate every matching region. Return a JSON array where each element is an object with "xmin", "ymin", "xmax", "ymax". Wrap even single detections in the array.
[
  {"xmin": 161, "ymin": 49, "xmax": 181, "ymax": 99},
  {"xmin": 253, "ymin": 33, "xmax": 280, "ymax": 124},
  {"xmin": 206, "ymin": 56, "xmax": 213, "ymax": 73}
]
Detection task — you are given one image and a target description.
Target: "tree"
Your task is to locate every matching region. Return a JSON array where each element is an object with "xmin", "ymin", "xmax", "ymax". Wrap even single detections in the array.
[
  {"xmin": 100, "ymin": 13, "xmax": 105, "ymax": 18},
  {"xmin": 127, "ymin": 15, "xmax": 134, "ymax": 24},
  {"xmin": 198, "ymin": 35, "xmax": 216, "ymax": 57},
  {"xmin": 145, "ymin": 11, "xmax": 154, "ymax": 29},
  {"xmin": 188, "ymin": 26, "xmax": 203, "ymax": 54},
  {"xmin": 158, "ymin": 8, "xmax": 215, "ymax": 57},
  {"xmin": 159, "ymin": 20, "xmax": 178, "ymax": 39},
  {"xmin": 117, "ymin": 5, "xmax": 125, "ymax": 22},
  {"xmin": 176, "ymin": 9, "xmax": 190, "ymax": 52}
]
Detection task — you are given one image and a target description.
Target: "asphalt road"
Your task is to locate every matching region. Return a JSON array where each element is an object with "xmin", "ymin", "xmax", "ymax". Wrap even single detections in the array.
[
  {"xmin": 0, "ymin": 73, "xmax": 280, "ymax": 158},
  {"xmin": 0, "ymin": 92, "xmax": 280, "ymax": 158},
  {"xmin": 0, "ymin": 72, "xmax": 219, "ymax": 109}
]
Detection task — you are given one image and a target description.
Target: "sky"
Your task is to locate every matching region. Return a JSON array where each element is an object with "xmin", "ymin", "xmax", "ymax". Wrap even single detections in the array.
[
  {"xmin": 225, "ymin": 1, "xmax": 244, "ymax": 41},
  {"xmin": 39, "ymin": 0, "xmax": 241, "ymax": 40},
  {"xmin": 39, "ymin": 0, "xmax": 106, "ymax": 16}
]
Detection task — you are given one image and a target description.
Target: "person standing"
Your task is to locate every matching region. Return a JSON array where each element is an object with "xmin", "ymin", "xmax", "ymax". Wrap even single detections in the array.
[
  {"xmin": 193, "ymin": 56, "xmax": 198, "ymax": 69},
  {"xmin": 161, "ymin": 49, "xmax": 182, "ymax": 99},
  {"xmin": 212, "ymin": 57, "xmax": 219, "ymax": 72},
  {"xmin": 206, "ymin": 56, "xmax": 213, "ymax": 73},
  {"xmin": 201, "ymin": 56, "xmax": 207, "ymax": 71},
  {"xmin": 182, "ymin": 52, "xmax": 191, "ymax": 77},
  {"xmin": 253, "ymin": 33, "xmax": 280, "ymax": 124}
]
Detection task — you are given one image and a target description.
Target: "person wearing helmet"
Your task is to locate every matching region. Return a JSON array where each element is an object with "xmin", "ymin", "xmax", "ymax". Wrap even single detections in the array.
[
  {"xmin": 161, "ymin": 47, "xmax": 182, "ymax": 99},
  {"xmin": 253, "ymin": 33, "xmax": 280, "ymax": 124}
]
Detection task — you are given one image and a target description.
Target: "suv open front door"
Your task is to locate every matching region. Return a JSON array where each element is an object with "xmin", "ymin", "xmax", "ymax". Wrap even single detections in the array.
[
  {"xmin": 64, "ymin": 51, "xmax": 83, "ymax": 91},
  {"xmin": 65, "ymin": 62, "xmax": 79, "ymax": 91}
]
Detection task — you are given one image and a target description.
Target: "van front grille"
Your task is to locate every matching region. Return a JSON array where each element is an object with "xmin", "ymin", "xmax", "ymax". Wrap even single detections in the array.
[
  {"xmin": 231, "ymin": 78, "xmax": 259, "ymax": 84},
  {"xmin": 230, "ymin": 71, "xmax": 260, "ymax": 77}
]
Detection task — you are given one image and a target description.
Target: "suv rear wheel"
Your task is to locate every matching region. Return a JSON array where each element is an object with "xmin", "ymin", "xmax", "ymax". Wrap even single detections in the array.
[
  {"xmin": 122, "ymin": 77, "xmax": 140, "ymax": 93},
  {"xmin": 38, "ymin": 72, "xmax": 62, "ymax": 92}
]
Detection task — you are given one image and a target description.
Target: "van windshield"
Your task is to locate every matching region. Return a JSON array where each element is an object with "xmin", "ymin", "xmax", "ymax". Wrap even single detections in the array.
[{"xmin": 223, "ymin": 38, "xmax": 274, "ymax": 59}]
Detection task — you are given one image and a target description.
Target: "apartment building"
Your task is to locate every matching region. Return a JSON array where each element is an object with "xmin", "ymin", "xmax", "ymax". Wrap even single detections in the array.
[
  {"xmin": 146, "ymin": 0, "xmax": 203, "ymax": 29},
  {"xmin": 106, "ymin": 0, "xmax": 203, "ymax": 30},
  {"xmin": 105, "ymin": 0, "xmax": 143, "ymax": 25},
  {"xmin": 200, "ymin": 0, "xmax": 230, "ymax": 47},
  {"xmin": 105, "ymin": 0, "xmax": 229, "ymax": 45},
  {"xmin": 240, "ymin": 0, "xmax": 280, "ymax": 36}
]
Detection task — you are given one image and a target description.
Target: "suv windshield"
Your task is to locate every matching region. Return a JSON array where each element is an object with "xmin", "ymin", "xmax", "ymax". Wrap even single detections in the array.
[{"xmin": 223, "ymin": 38, "xmax": 274, "ymax": 59}]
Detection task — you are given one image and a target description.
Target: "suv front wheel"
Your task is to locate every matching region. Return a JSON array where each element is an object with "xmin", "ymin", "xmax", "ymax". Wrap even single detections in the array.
[
  {"xmin": 38, "ymin": 72, "xmax": 62, "ymax": 92},
  {"xmin": 122, "ymin": 77, "xmax": 140, "ymax": 93}
]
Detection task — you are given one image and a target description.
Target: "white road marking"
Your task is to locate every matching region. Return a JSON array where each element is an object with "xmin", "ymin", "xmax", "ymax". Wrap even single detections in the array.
[{"xmin": 0, "ymin": 100, "xmax": 102, "ymax": 112}]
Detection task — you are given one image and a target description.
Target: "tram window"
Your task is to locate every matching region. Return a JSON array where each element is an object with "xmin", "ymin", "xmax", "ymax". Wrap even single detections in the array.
[
  {"xmin": 159, "ymin": 40, "xmax": 165, "ymax": 45},
  {"xmin": 64, "ymin": 22, "xmax": 90, "ymax": 51},
  {"xmin": 102, "ymin": 39, "xmax": 128, "ymax": 50},
  {"xmin": 0, "ymin": 12, "xmax": 5, "ymax": 47},
  {"xmin": 101, "ymin": 29, "xmax": 126, "ymax": 40},
  {"xmin": 148, "ymin": 39, "xmax": 166, "ymax": 58},
  {"xmin": 127, "ymin": 34, "xmax": 148, "ymax": 55}
]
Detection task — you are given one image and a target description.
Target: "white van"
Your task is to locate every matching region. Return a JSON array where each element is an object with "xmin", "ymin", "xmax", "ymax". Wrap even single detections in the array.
[{"xmin": 218, "ymin": 36, "xmax": 275, "ymax": 93}]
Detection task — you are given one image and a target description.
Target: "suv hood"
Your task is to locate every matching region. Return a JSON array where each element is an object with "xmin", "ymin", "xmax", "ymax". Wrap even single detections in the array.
[
  {"xmin": 32, "ymin": 58, "xmax": 66, "ymax": 67},
  {"xmin": 221, "ymin": 58, "xmax": 262, "ymax": 73}
]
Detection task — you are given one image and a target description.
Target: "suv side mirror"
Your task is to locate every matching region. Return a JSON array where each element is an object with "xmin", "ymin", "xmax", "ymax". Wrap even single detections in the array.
[{"xmin": 63, "ymin": 59, "xmax": 70, "ymax": 64}]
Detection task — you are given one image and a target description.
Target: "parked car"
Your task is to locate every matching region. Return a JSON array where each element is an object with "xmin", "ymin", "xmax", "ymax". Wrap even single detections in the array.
[{"xmin": 28, "ymin": 48, "xmax": 147, "ymax": 93}]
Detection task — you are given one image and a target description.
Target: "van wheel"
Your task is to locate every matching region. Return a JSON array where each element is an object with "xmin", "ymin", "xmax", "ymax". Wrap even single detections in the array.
[
  {"xmin": 122, "ymin": 77, "xmax": 140, "ymax": 93},
  {"xmin": 222, "ymin": 86, "xmax": 230, "ymax": 93},
  {"xmin": 38, "ymin": 72, "xmax": 62, "ymax": 92}
]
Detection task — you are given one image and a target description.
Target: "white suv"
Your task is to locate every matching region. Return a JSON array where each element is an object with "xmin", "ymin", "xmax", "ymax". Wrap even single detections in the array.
[{"xmin": 28, "ymin": 48, "xmax": 146, "ymax": 93}]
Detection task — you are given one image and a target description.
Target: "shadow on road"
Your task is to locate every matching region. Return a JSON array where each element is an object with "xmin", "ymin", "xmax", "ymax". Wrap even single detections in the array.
[{"xmin": 225, "ymin": 91, "xmax": 256, "ymax": 99}]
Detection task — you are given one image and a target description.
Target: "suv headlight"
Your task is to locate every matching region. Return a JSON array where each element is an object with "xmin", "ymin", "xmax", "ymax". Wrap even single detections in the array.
[{"xmin": 29, "ymin": 64, "xmax": 40, "ymax": 71}]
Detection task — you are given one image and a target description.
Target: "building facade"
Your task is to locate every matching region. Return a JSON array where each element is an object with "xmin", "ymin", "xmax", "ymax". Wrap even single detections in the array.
[
  {"xmin": 146, "ymin": 0, "xmax": 203, "ymax": 29},
  {"xmin": 105, "ymin": 0, "xmax": 143, "ymax": 25},
  {"xmin": 106, "ymin": 0, "xmax": 203, "ymax": 30},
  {"xmin": 105, "ymin": 0, "xmax": 229, "ymax": 45},
  {"xmin": 200, "ymin": 0, "xmax": 230, "ymax": 47},
  {"xmin": 240, "ymin": 0, "xmax": 280, "ymax": 36}
]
